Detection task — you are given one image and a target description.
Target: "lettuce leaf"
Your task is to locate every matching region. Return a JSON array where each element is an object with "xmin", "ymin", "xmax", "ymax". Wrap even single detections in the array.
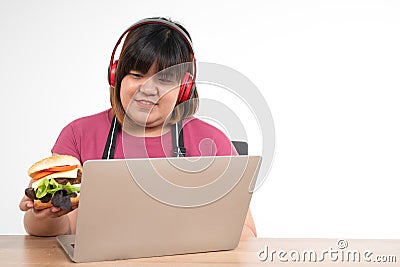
[{"xmin": 35, "ymin": 178, "xmax": 80, "ymax": 199}]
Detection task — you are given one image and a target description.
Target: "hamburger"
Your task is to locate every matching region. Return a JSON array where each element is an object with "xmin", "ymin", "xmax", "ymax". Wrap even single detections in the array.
[{"xmin": 25, "ymin": 155, "xmax": 82, "ymax": 210}]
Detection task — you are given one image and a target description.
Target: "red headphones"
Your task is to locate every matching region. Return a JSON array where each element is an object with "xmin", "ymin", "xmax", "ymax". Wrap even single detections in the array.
[{"xmin": 108, "ymin": 18, "xmax": 196, "ymax": 104}]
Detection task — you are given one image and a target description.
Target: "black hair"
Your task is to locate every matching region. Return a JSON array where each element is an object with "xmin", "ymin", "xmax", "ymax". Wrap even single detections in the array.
[
  {"xmin": 110, "ymin": 18, "xmax": 198, "ymax": 124},
  {"xmin": 117, "ymin": 18, "xmax": 193, "ymax": 85}
]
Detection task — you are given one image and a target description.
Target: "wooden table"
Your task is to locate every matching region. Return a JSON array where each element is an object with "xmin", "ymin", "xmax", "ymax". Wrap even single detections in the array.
[{"xmin": 0, "ymin": 235, "xmax": 399, "ymax": 266}]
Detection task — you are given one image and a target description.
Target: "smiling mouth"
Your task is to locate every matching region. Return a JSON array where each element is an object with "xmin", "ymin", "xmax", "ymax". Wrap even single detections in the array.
[{"xmin": 135, "ymin": 99, "xmax": 158, "ymax": 108}]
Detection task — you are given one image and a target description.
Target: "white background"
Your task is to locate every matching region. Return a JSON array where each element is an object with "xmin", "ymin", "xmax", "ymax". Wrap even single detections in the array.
[{"xmin": 1, "ymin": 0, "xmax": 399, "ymax": 238}]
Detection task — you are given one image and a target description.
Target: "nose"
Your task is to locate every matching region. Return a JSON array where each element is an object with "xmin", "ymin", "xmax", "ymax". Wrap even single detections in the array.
[{"xmin": 139, "ymin": 78, "xmax": 158, "ymax": 95}]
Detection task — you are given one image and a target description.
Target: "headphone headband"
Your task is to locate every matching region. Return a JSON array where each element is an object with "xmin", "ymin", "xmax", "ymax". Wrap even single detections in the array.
[
  {"xmin": 109, "ymin": 18, "xmax": 195, "ymax": 74},
  {"xmin": 108, "ymin": 18, "xmax": 196, "ymax": 103}
]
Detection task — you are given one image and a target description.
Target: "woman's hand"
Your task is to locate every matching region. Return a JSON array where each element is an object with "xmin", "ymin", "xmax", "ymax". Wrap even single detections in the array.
[
  {"xmin": 20, "ymin": 192, "xmax": 77, "ymax": 236},
  {"xmin": 32, "ymin": 205, "xmax": 78, "ymax": 219},
  {"xmin": 21, "ymin": 155, "xmax": 78, "ymax": 236},
  {"xmin": 19, "ymin": 194, "xmax": 78, "ymax": 219}
]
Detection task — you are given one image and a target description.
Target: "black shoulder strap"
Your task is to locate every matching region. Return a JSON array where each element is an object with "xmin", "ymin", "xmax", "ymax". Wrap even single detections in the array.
[
  {"xmin": 103, "ymin": 116, "xmax": 186, "ymax": 159},
  {"xmin": 102, "ymin": 116, "xmax": 120, "ymax": 159},
  {"xmin": 171, "ymin": 120, "xmax": 186, "ymax": 157}
]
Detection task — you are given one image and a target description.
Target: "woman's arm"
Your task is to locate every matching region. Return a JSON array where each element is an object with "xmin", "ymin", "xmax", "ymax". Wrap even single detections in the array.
[
  {"xmin": 22, "ymin": 205, "xmax": 71, "ymax": 236},
  {"xmin": 19, "ymin": 178, "xmax": 78, "ymax": 237},
  {"xmin": 20, "ymin": 195, "xmax": 78, "ymax": 236}
]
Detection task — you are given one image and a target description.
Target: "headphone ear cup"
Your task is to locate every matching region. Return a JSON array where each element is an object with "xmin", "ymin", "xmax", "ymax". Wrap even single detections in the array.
[
  {"xmin": 108, "ymin": 60, "xmax": 119, "ymax": 87},
  {"xmin": 178, "ymin": 72, "xmax": 194, "ymax": 104}
]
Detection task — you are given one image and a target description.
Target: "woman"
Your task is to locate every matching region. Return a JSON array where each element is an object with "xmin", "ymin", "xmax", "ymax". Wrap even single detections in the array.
[{"xmin": 19, "ymin": 17, "xmax": 257, "ymax": 239}]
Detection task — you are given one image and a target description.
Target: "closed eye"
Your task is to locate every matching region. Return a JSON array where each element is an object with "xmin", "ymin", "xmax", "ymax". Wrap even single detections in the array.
[
  {"xmin": 128, "ymin": 72, "xmax": 143, "ymax": 79},
  {"xmin": 158, "ymin": 78, "xmax": 173, "ymax": 84}
]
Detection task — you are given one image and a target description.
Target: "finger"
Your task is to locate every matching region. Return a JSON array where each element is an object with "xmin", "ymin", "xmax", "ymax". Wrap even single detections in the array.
[
  {"xmin": 54, "ymin": 209, "xmax": 72, "ymax": 217},
  {"xmin": 46, "ymin": 208, "xmax": 73, "ymax": 218},
  {"xmin": 32, "ymin": 206, "xmax": 73, "ymax": 219},
  {"xmin": 51, "ymin": 206, "xmax": 61, "ymax": 213},
  {"xmin": 26, "ymin": 201, "xmax": 33, "ymax": 209},
  {"xmin": 19, "ymin": 199, "xmax": 33, "ymax": 211}
]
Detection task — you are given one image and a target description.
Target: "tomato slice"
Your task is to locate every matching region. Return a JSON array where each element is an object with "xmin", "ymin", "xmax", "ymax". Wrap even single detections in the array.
[
  {"xmin": 45, "ymin": 165, "xmax": 77, "ymax": 172},
  {"xmin": 31, "ymin": 165, "xmax": 77, "ymax": 180},
  {"xmin": 32, "ymin": 171, "xmax": 54, "ymax": 180}
]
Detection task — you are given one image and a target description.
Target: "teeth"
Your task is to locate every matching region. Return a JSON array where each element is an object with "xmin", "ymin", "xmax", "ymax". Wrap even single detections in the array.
[{"xmin": 139, "ymin": 100, "xmax": 154, "ymax": 105}]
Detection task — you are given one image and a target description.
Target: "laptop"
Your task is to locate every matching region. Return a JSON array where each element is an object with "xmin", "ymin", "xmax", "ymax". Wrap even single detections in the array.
[{"xmin": 57, "ymin": 155, "xmax": 262, "ymax": 263}]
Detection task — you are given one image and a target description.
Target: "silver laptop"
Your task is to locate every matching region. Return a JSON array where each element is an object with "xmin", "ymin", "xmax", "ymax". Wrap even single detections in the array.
[{"xmin": 57, "ymin": 155, "xmax": 262, "ymax": 263}]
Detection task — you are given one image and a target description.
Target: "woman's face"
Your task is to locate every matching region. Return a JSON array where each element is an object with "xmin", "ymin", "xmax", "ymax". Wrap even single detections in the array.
[{"xmin": 120, "ymin": 63, "xmax": 180, "ymax": 134}]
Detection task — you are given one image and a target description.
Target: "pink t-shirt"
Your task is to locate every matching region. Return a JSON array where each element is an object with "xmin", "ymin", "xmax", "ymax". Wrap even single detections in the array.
[{"xmin": 52, "ymin": 109, "xmax": 237, "ymax": 164}]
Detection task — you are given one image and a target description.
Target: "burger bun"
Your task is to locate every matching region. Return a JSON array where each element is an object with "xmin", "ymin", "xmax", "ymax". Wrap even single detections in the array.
[
  {"xmin": 33, "ymin": 193, "xmax": 80, "ymax": 211},
  {"xmin": 28, "ymin": 155, "xmax": 81, "ymax": 178}
]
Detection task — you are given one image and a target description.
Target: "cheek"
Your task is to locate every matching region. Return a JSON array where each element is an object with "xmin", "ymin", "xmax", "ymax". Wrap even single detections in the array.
[
  {"xmin": 120, "ymin": 79, "xmax": 138, "ymax": 110},
  {"xmin": 160, "ymin": 88, "xmax": 180, "ymax": 110},
  {"xmin": 120, "ymin": 90, "xmax": 130, "ymax": 111}
]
